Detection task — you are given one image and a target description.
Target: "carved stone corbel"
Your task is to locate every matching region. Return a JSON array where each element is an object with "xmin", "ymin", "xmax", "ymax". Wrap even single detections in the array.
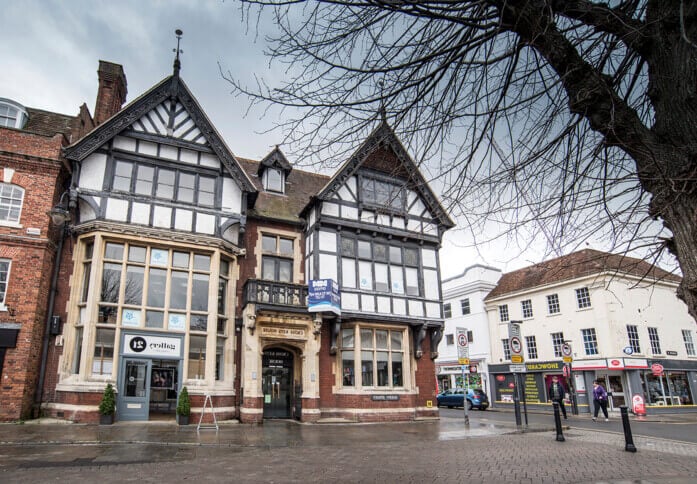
[
  {"xmin": 329, "ymin": 319, "xmax": 342, "ymax": 355},
  {"xmin": 246, "ymin": 314, "xmax": 257, "ymax": 335},
  {"xmin": 430, "ymin": 326, "xmax": 443, "ymax": 360},
  {"xmin": 313, "ymin": 314, "xmax": 322, "ymax": 336},
  {"xmin": 413, "ymin": 324, "xmax": 427, "ymax": 359}
]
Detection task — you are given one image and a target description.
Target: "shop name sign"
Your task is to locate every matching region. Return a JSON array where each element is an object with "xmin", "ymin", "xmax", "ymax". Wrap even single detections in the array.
[
  {"xmin": 308, "ymin": 279, "xmax": 341, "ymax": 315},
  {"xmin": 123, "ymin": 334, "xmax": 181, "ymax": 358},
  {"xmin": 260, "ymin": 326, "xmax": 306, "ymax": 340},
  {"xmin": 371, "ymin": 395, "xmax": 400, "ymax": 401}
]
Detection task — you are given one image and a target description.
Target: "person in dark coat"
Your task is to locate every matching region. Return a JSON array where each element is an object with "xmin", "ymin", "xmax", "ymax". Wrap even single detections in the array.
[
  {"xmin": 593, "ymin": 380, "xmax": 609, "ymax": 421},
  {"xmin": 548, "ymin": 375, "xmax": 567, "ymax": 419}
]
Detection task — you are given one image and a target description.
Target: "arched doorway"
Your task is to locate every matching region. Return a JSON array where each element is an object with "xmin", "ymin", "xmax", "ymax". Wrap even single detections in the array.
[{"xmin": 262, "ymin": 348, "xmax": 294, "ymax": 418}]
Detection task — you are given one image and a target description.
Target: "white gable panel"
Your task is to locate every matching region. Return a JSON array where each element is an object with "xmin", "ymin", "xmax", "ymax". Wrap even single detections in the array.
[
  {"xmin": 180, "ymin": 148, "xmax": 198, "ymax": 164},
  {"xmin": 409, "ymin": 196, "xmax": 426, "ymax": 216},
  {"xmin": 342, "ymin": 292, "xmax": 359, "ymax": 311},
  {"xmin": 321, "ymin": 202, "xmax": 339, "ymax": 217},
  {"xmin": 408, "ymin": 300, "xmax": 424, "ymax": 317},
  {"xmin": 153, "ymin": 206, "xmax": 172, "ymax": 227},
  {"xmin": 377, "ymin": 297, "xmax": 391, "ymax": 313},
  {"xmin": 341, "ymin": 206, "xmax": 358, "ymax": 220},
  {"xmin": 200, "ymin": 153, "xmax": 219, "ymax": 168},
  {"xmin": 425, "ymin": 302, "xmax": 441, "ymax": 318},
  {"xmin": 423, "ymin": 223, "xmax": 437, "ymax": 236},
  {"xmin": 336, "ymin": 184, "xmax": 355, "ymax": 202},
  {"xmin": 346, "ymin": 176, "xmax": 357, "ymax": 197},
  {"xmin": 131, "ymin": 202, "xmax": 150, "ymax": 225},
  {"xmin": 406, "ymin": 219, "xmax": 421, "ymax": 232},
  {"xmin": 196, "ymin": 213, "xmax": 215, "ymax": 234},
  {"xmin": 160, "ymin": 144, "xmax": 178, "ymax": 161},
  {"xmin": 393, "ymin": 298, "xmax": 406, "ymax": 315},
  {"xmin": 113, "ymin": 136, "xmax": 136, "ymax": 152},
  {"xmin": 361, "ymin": 294, "xmax": 375, "ymax": 312},
  {"xmin": 377, "ymin": 213, "xmax": 390, "ymax": 226},
  {"xmin": 392, "ymin": 217, "xmax": 405, "ymax": 230},
  {"xmin": 79, "ymin": 153, "xmax": 107, "ymax": 191},
  {"xmin": 77, "ymin": 198, "xmax": 97, "ymax": 222},
  {"xmin": 222, "ymin": 224, "xmax": 239, "ymax": 245},
  {"xmin": 221, "ymin": 178, "xmax": 242, "ymax": 214},
  {"xmin": 174, "ymin": 208, "xmax": 193, "ymax": 231},
  {"xmin": 105, "ymin": 198, "xmax": 129, "ymax": 222},
  {"xmin": 131, "ymin": 101, "xmax": 207, "ymax": 146},
  {"xmin": 138, "ymin": 140, "xmax": 158, "ymax": 157}
]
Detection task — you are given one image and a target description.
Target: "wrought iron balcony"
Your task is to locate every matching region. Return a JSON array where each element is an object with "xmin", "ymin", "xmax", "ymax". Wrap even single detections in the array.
[{"xmin": 243, "ymin": 279, "xmax": 308, "ymax": 310}]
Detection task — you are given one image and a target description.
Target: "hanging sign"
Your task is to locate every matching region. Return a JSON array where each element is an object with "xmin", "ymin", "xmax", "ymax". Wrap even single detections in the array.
[
  {"xmin": 308, "ymin": 279, "xmax": 341, "ymax": 315},
  {"xmin": 651, "ymin": 363, "xmax": 664, "ymax": 376}
]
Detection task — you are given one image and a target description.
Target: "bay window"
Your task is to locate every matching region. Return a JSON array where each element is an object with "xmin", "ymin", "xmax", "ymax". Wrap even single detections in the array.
[{"xmin": 340, "ymin": 325, "xmax": 406, "ymax": 388}]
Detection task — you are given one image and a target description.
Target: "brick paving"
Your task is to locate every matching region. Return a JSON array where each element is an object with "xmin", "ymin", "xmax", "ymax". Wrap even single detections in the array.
[{"xmin": 1, "ymin": 419, "xmax": 697, "ymax": 483}]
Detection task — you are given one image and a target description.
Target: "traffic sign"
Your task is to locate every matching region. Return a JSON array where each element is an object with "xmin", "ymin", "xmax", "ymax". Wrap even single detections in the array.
[
  {"xmin": 458, "ymin": 358, "xmax": 470, "ymax": 365},
  {"xmin": 562, "ymin": 364, "xmax": 570, "ymax": 378},
  {"xmin": 456, "ymin": 327, "xmax": 470, "ymax": 363},
  {"xmin": 457, "ymin": 333, "xmax": 468, "ymax": 347},
  {"xmin": 563, "ymin": 356, "xmax": 573, "ymax": 363},
  {"xmin": 510, "ymin": 336, "xmax": 522, "ymax": 354},
  {"xmin": 511, "ymin": 354, "xmax": 523, "ymax": 363},
  {"xmin": 561, "ymin": 343, "xmax": 572, "ymax": 357}
]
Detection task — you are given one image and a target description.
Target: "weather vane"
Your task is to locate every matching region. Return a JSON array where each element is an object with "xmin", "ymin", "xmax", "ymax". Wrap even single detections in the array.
[{"xmin": 173, "ymin": 29, "xmax": 183, "ymax": 74}]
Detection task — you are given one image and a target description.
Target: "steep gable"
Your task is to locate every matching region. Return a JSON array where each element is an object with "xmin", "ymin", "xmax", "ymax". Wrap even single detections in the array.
[{"xmin": 64, "ymin": 75, "xmax": 256, "ymax": 193}]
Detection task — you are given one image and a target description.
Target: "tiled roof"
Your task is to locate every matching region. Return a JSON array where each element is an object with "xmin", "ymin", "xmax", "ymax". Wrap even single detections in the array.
[
  {"xmin": 484, "ymin": 249, "xmax": 681, "ymax": 300},
  {"xmin": 237, "ymin": 157, "xmax": 329, "ymax": 224},
  {"xmin": 24, "ymin": 108, "xmax": 77, "ymax": 139}
]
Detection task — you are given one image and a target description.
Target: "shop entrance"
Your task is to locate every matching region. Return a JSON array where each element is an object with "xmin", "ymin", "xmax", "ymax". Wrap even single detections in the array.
[
  {"xmin": 119, "ymin": 358, "xmax": 151, "ymax": 421},
  {"xmin": 262, "ymin": 349, "xmax": 293, "ymax": 419},
  {"xmin": 598, "ymin": 374, "xmax": 626, "ymax": 411}
]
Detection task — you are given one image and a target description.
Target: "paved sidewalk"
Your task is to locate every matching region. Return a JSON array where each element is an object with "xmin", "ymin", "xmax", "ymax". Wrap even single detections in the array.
[{"xmin": 0, "ymin": 417, "xmax": 696, "ymax": 483}]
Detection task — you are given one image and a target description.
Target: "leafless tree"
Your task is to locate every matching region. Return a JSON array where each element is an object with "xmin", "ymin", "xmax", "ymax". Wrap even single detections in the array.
[{"xmin": 225, "ymin": 1, "xmax": 697, "ymax": 322}]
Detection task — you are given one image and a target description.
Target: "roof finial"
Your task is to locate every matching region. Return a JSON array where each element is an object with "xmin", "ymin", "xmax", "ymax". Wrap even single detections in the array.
[
  {"xmin": 377, "ymin": 78, "xmax": 387, "ymax": 123},
  {"xmin": 173, "ymin": 29, "xmax": 183, "ymax": 76}
]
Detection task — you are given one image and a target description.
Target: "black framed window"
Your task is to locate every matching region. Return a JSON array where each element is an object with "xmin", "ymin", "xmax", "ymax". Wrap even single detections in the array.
[
  {"xmin": 526, "ymin": 336, "xmax": 538, "ymax": 359},
  {"xmin": 627, "ymin": 325, "xmax": 641, "ymax": 353},
  {"xmin": 499, "ymin": 304, "xmax": 509, "ymax": 322},
  {"xmin": 648, "ymin": 327, "xmax": 661, "ymax": 354},
  {"xmin": 360, "ymin": 176, "xmax": 406, "ymax": 211},
  {"xmin": 551, "ymin": 332, "xmax": 564, "ymax": 357},
  {"xmin": 112, "ymin": 159, "xmax": 216, "ymax": 207},
  {"xmin": 261, "ymin": 234, "xmax": 294, "ymax": 282},
  {"xmin": 521, "ymin": 299, "xmax": 533, "ymax": 319},
  {"xmin": 460, "ymin": 298, "xmax": 470, "ymax": 315},
  {"xmin": 443, "ymin": 303, "xmax": 452, "ymax": 318},
  {"xmin": 547, "ymin": 294, "xmax": 560, "ymax": 314}
]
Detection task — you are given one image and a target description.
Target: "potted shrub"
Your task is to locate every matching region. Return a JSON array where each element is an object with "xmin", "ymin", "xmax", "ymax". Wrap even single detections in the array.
[
  {"xmin": 98, "ymin": 383, "xmax": 116, "ymax": 425},
  {"xmin": 176, "ymin": 386, "xmax": 191, "ymax": 425}
]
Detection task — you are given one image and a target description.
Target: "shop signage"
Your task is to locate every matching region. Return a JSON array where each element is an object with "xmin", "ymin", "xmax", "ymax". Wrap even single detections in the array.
[
  {"xmin": 624, "ymin": 358, "xmax": 649, "ymax": 369},
  {"xmin": 308, "ymin": 279, "xmax": 341, "ymax": 315},
  {"xmin": 666, "ymin": 350, "xmax": 678, "ymax": 356},
  {"xmin": 123, "ymin": 334, "xmax": 181, "ymax": 358},
  {"xmin": 571, "ymin": 359, "xmax": 606, "ymax": 370},
  {"xmin": 509, "ymin": 364, "xmax": 526, "ymax": 373},
  {"xmin": 260, "ymin": 325, "xmax": 306, "ymax": 340},
  {"xmin": 607, "ymin": 358, "xmax": 625, "ymax": 369},
  {"xmin": 632, "ymin": 394, "xmax": 646, "ymax": 416},
  {"xmin": 440, "ymin": 366, "xmax": 464, "ymax": 374},
  {"xmin": 526, "ymin": 362, "xmax": 562, "ymax": 371},
  {"xmin": 651, "ymin": 363, "xmax": 664, "ymax": 376},
  {"xmin": 371, "ymin": 395, "xmax": 400, "ymax": 401},
  {"xmin": 623, "ymin": 346, "xmax": 634, "ymax": 355},
  {"xmin": 469, "ymin": 365, "xmax": 477, "ymax": 373}
]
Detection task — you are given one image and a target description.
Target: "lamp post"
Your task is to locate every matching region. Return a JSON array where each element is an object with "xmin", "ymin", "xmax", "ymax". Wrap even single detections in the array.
[
  {"xmin": 34, "ymin": 190, "xmax": 74, "ymax": 416},
  {"xmin": 563, "ymin": 340, "xmax": 579, "ymax": 415}
]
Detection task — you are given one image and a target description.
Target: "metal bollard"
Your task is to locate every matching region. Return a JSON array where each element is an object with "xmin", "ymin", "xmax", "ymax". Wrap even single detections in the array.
[
  {"xmin": 620, "ymin": 405, "xmax": 637, "ymax": 452},
  {"xmin": 553, "ymin": 401, "xmax": 565, "ymax": 442}
]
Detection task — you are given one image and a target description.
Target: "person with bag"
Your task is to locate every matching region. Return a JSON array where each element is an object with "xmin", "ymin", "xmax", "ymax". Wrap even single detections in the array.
[{"xmin": 592, "ymin": 380, "xmax": 609, "ymax": 421}]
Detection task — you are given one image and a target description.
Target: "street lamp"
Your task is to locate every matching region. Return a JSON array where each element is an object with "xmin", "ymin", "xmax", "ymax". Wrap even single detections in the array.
[{"xmin": 563, "ymin": 340, "xmax": 579, "ymax": 415}]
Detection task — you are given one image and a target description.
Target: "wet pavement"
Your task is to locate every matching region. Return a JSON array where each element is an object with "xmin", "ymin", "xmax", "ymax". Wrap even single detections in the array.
[{"xmin": 0, "ymin": 416, "xmax": 696, "ymax": 483}]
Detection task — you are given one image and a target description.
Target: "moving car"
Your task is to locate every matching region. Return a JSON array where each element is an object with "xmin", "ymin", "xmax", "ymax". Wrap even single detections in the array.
[{"xmin": 437, "ymin": 388, "xmax": 489, "ymax": 410}]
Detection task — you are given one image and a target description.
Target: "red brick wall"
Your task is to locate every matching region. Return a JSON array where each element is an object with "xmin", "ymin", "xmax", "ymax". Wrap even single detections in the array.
[{"xmin": 0, "ymin": 140, "xmax": 68, "ymax": 421}]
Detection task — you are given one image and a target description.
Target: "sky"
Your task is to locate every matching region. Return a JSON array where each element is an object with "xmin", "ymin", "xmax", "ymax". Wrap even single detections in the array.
[{"xmin": 1, "ymin": 0, "xmax": 611, "ymax": 279}]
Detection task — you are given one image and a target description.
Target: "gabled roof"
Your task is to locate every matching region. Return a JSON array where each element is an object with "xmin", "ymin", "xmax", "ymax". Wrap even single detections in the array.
[
  {"xmin": 485, "ymin": 249, "xmax": 681, "ymax": 300},
  {"xmin": 306, "ymin": 121, "xmax": 454, "ymax": 229},
  {"xmin": 24, "ymin": 108, "xmax": 78, "ymax": 139},
  {"xmin": 63, "ymin": 74, "xmax": 256, "ymax": 193},
  {"xmin": 237, "ymin": 157, "xmax": 329, "ymax": 224},
  {"xmin": 258, "ymin": 146, "xmax": 292, "ymax": 176}
]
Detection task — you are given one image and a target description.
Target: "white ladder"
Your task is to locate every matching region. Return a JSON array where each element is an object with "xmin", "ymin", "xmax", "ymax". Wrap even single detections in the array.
[{"xmin": 197, "ymin": 393, "xmax": 219, "ymax": 431}]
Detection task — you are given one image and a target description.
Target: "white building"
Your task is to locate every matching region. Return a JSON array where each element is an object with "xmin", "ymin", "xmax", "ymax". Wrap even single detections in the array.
[
  {"xmin": 436, "ymin": 264, "xmax": 501, "ymax": 395},
  {"xmin": 484, "ymin": 249, "xmax": 697, "ymax": 415}
]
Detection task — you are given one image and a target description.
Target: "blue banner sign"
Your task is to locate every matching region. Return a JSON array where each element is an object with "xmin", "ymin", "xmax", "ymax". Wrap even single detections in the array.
[{"xmin": 308, "ymin": 279, "xmax": 341, "ymax": 315}]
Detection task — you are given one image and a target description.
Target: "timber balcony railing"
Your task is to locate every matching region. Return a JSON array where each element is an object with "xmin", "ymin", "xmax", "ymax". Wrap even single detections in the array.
[{"xmin": 243, "ymin": 279, "xmax": 309, "ymax": 309}]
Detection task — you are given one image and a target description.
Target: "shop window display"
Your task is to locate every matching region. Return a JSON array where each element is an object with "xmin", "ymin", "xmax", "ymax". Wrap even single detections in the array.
[{"xmin": 642, "ymin": 371, "xmax": 693, "ymax": 406}]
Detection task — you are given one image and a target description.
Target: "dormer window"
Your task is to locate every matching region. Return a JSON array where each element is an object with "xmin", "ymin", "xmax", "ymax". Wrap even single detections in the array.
[
  {"xmin": 263, "ymin": 167, "xmax": 285, "ymax": 194},
  {"xmin": 0, "ymin": 99, "xmax": 28, "ymax": 129}
]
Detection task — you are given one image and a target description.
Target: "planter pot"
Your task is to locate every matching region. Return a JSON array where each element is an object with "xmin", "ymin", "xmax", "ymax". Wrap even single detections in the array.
[
  {"xmin": 99, "ymin": 414, "xmax": 114, "ymax": 425},
  {"xmin": 177, "ymin": 414, "xmax": 190, "ymax": 425}
]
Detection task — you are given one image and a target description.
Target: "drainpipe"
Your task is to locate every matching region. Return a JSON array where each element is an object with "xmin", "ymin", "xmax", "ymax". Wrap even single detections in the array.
[{"xmin": 34, "ymin": 225, "xmax": 66, "ymax": 418}]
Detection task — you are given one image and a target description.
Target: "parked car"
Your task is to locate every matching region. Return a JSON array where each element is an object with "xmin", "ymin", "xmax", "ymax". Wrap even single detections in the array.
[{"xmin": 437, "ymin": 388, "xmax": 489, "ymax": 410}]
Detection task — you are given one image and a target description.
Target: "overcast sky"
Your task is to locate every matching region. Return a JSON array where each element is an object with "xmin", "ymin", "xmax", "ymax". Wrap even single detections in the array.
[{"xmin": 1, "ymin": 0, "xmax": 576, "ymax": 278}]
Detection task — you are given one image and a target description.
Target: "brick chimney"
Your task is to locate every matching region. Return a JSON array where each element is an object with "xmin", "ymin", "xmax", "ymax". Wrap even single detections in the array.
[{"xmin": 94, "ymin": 61, "xmax": 127, "ymax": 126}]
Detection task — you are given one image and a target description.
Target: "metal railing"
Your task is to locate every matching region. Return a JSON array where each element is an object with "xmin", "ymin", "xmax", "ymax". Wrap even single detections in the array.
[{"xmin": 243, "ymin": 279, "xmax": 308, "ymax": 309}]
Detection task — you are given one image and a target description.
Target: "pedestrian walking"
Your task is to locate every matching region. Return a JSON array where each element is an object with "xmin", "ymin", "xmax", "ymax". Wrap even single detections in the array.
[
  {"xmin": 592, "ymin": 380, "xmax": 609, "ymax": 421},
  {"xmin": 548, "ymin": 375, "xmax": 567, "ymax": 419}
]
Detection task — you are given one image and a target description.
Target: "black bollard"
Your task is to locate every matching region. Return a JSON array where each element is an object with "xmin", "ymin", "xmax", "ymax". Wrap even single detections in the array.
[
  {"xmin": 620, "ymin": 405, "xmax": 637, "ymax": 452},
  {"xmin": 553, "ymin": 401, "xmax": 565, "ymax": 442}
]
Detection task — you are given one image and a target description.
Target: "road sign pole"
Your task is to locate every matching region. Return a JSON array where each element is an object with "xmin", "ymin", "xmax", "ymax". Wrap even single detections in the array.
[
  {"xmin": 462, "ymin": 366, "xmax": 469, "ymax": 426},
  {"xmin": 569, "ymin": 365, "xmax": 579, "ymax": 415},
  {"xmin": 513, "ymin": 373, "xmax": 522, "ymax": 428},
  {"xmin": 521, "ymin": 372, "xmax": 528, "ymax": 428}
]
